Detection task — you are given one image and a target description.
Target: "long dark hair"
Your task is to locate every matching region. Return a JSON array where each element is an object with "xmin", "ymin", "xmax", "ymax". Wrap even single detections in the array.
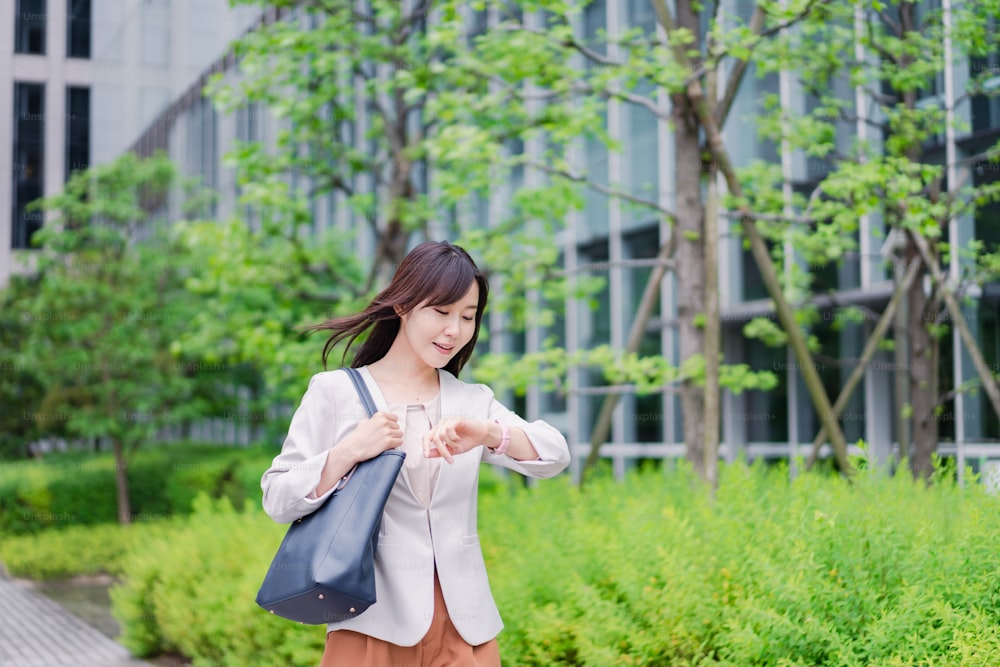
[{"xmin": 306, "ymin": 241, "xmax": 489, "ymax": 376}]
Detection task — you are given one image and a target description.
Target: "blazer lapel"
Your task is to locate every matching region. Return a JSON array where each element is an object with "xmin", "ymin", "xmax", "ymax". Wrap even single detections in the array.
[
  {"xmin": 358, "ymin": 367, "xmax": 418, "ymax": 498},
  {"xmin": 358, "ymin": 368, "xmax": 474, "ymax": 504}
]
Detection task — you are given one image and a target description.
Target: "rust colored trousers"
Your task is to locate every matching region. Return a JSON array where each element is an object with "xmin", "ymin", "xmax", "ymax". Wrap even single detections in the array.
[{"xmin": 319, "ymin": 573, "xmax": 501, "ymax": 667}]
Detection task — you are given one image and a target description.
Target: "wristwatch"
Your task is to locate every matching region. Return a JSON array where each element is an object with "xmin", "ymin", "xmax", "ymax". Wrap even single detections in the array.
[{"xmin": 490, "ymin": 419, "xmax": 511, "ymax": 455}]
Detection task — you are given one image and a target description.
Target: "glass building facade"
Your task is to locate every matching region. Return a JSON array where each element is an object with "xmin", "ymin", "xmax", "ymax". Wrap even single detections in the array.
[
  {"xmin": 1, "ymin": 0, "xmax": 261, "ymax": 280},
  {"xmin": 5, "ymin": 1, "xmax": 1000, "ymax": 469}
]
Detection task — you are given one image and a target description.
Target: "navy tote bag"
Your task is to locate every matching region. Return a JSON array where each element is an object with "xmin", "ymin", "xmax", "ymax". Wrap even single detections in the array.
[{"xmin": 256, "ymin": 367, "xmax": 405, "ymax": 624}]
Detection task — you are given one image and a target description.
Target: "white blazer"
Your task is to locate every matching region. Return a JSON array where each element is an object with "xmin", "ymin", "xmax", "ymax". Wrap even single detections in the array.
[{"xmin": 260, "ymin": 366, "xmax": 571, "ymax": 646}]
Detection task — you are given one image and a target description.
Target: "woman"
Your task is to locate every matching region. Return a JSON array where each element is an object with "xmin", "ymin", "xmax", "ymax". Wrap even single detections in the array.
[{"xmin": 261, "ymin": 241, "xmax": 571, "ymax": 666}]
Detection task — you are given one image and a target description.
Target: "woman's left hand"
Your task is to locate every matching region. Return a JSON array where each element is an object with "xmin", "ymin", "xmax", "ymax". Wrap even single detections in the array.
[{"xmin": 422, "ymin": 418, "xmax": 493, "ymax": 464}]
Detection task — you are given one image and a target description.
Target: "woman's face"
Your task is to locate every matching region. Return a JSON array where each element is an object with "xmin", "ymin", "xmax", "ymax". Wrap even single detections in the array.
[{"xmin": 397, "ymin": 281, "xmax": 479, "ymax": 370}]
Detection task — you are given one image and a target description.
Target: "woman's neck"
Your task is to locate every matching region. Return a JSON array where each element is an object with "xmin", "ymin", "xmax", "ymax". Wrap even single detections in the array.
[{"xmin": 367, "ymin": 353, "xmax": 440, "ymax": 404}]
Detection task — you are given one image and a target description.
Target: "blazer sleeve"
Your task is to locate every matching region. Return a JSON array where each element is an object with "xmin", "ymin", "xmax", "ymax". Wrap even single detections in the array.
[
  {"xmin": 260, "ymin": 372, "xmax": 355, "ymax": 524},
  {"xmin": 477, "ymin": 384, "xmax": 571, "ymax": 478}
]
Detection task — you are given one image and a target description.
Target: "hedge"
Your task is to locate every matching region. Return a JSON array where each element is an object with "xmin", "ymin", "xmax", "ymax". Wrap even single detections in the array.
[
  {"xmin": 0, "ymin": 443, "xmax": 274, "ymax": 534},
  {"xmin": 0, "ymin": 519, "xmax": 174, "ymax": 580},
  {"xmin": 13, "ymin": 461, "xmax": 1000, "ymax": 666},
  {"xmin": 481, "ymin": 462, "xmax": 1000, "ymax": 666}
]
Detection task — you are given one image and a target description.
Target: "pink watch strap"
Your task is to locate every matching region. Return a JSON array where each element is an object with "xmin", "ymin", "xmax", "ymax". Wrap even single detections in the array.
[{"xmin": 491, "ymin": 419, "xmax": 511, "ymax": 455}]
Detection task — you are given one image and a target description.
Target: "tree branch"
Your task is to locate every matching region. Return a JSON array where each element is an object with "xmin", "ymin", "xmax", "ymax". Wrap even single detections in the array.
[
  {"xmin": 923, "ymin": 379, "xmax": 984, "ymax": 425},
  {"xmin": 602, "ymin": 85, "xmax": 672, "ymax": 120},
  {"xmin": 527, "ymin": 160, "xmax": 675, "ymax": 220},
  {"xmin": 499, "ymin": 23, "xmax": 628, "ymax": 68},
  {"xmin": 580, "ymin": 230, "xmax": 678, "ymax": 485},
  {"xmin": 718, "ymin": 209, "xmax": 816, "ymax": 225},
  {"xmin": 877, "ymin": 8, "xmax": 902, "ymax": 38},
  {"xmin": 941, "ymin": 147, "xmax": 1000, "ymax": 209},
  {"xmin": 715, "ymin": 0, "xmax": 829, "ymax": 127},
  {"xmin": 650, "ymin": 0, "xmax": 852, "ymax": 473},
  {"xmin": 399, "ymin": 0, "xmax": 433, "ymax": 40},
  {"xmin": 908, "ymin": 227, "xmax": 1000, "ymax": 424},
  {"xmin": 805, "ymin": 258, "xmax": 922, "ymax": 468},
  {"xmin": 866, "ymin": 17, "xmax": 899, "ymax": 66},
  {"xmin": 714, "ymin": 4, "xmax": 766, "ymax": 127},
  {"xmin": 690, "ymin": 84, "xmax": 854, "ymax": 475}
]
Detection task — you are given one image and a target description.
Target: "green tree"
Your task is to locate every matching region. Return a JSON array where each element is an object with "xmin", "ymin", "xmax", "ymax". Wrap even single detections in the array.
[
  {"xmin": 0, "ymin": 277, "xmax": 47, "ymax": 460},
  {"xmin": 208, "ymin": 0, "xmax": 555, "ymax": 286},
  {"xmin": 465, "ymin": 0, "xmax": 1000, "ymax": 483},
  {"xmin": 170, "ymin": 215, "xmax": 367, "ymax": 412},
  {"xmin": 743, "ymin": 0, "xmax": 1000, "ymax": 478},
  {"xmin": 447, "ymin": 0, "xmax": 843, "ymax": 484},
  {"xmin": 201, "ymin": 0, "xmax": 598, "ymax": 395},
  {"xmin": 15, "ymin": 153, "xmax": 199, "ymax": 523},
  {"xmin": 199, "ymin": 0, "xmax": 1000, "ymax": 486}
]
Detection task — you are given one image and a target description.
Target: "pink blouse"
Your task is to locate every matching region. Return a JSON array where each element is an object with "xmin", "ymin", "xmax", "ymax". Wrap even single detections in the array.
[{"xmin": 388, "ymin": 392, "xmax": 442, "ymax": 508}]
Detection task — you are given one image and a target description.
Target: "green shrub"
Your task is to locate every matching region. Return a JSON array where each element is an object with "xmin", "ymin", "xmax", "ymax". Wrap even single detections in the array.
[
  {"xmin": 482, "ymin": 462, "xmax": 1000, "ymax": 666},
  {"xmin": 0, "ymin": 444, "xmax": 275, "ymax": 532},
  {"xmin": 88, "ymin": 462, "xmax": 1000, "ymax": 665},
  {"xmin": 110, "ymin": 495, "xmax": 325, "ymax": 666},
  {"xmin": 0, "ymin": 519, "xmax": 174, "ymax": 579}
]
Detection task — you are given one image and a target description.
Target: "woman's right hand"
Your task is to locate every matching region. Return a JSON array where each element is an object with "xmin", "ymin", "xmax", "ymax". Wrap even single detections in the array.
[
  {"xmin": 315, "ymin": 412, "xmax": 403, "ymax": 497},
  {"xmin": 345, "ymin": 411, "xmax": 404, "ymax": 461}
]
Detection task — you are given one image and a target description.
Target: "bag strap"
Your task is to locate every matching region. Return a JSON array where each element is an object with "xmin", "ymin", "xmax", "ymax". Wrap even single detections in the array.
[
  {"xmin": 333, "ymin": 367, "xmax": 378, "ymax": 491},
  {"xmin": 342, "ymin": 366, "xmax": 378, "ymax": 418}
]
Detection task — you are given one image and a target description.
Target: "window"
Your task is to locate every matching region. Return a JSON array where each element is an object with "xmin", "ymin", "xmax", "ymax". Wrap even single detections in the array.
[
  {"xmin": 468, "ymin": 8, "xmax": 487, "ymax": 43},
  {"xmin": 741, "ymin": 336, "xmax": 790, "ymax": 442},
  {"xmin": 814, "ymin": 320, "xmax": 866, "ymax": 444},
  {"xmin": 978, "ymin": 297, "xmax": 1000, "ymax": 441},
  {"xmin": 65, "ymin": 86, "xmax": 90, "ymax": 181},
  {"xmin": 621, "ymin": 2, "xmax": 660, "ymax": 230},
  {"xmin": 185, "ymin": 96, "xmax": 218, "ymax": 217},
  {"xmin": 970, "ymin": 16, "xmax": 1000, "ymax": 134},
  {"xmin": 626, "ymin": 0, "xmax": 657, "ymax": 36},
  {"xmin": 975, "ymin": 161, "xmax": 1000, "ymax": 440},
  {"xmin": 740, "ymin": 242, "xmax": 769, "ymax": 302},
  {"xmin": 67, "ymin": 0, "xmax": 91, "ymax": 58},
  {"xmin": 16, "ymin": 0, "xmax": 46, "ymax": 54},
  {"xmin": 580, "ymin": 238, "xmax": 611, "ymax": 348},
  {"xmin": 504, "ymin": 137, "xmax": 524, "ymax": 221},
  {"xmin": 579, "ymin": 238, "xmax": 612, "ymax": 437},
  {"xmin": 498, "ymin": 1, "xmax": 522, "ymax": 24},
  {"xmin": 12, "ymin": 83, "xmax": 45, "ymax": 249},
  {"xmin": 582, "ymin": 0, "xmax": 607, "ymax": 60},
  {"xmin": 584, "ymin": 110, "xmax": 609, "ymax": 237},
  {"xmin": 582, "ymin": 3, "xmax": 609, "ymax": 236},
  {"xmin": 623, "ymin": 95, "xmax": 659, "ymax": 230},
  {"xmin": 235, "ymin": 102, "xmax": 262, "ymax": 227},
  {"xmin": 625, "ymin": 227, "xmax": 664, "ymax": 442}
]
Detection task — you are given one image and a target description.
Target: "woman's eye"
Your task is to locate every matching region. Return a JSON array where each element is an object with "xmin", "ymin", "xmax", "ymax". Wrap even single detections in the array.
[
  {"xmin": 433, "ymin": 308, "xmax": 448, "ymax": 316},
  {"xmin": 462, "ymin": 316, "xmax": 474, "ymax": 322}
]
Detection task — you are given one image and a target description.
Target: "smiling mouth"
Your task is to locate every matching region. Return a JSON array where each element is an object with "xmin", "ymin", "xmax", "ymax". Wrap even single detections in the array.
[{"xmin": 433, "ymin": 342, "xmax": 454, "ymax": 354}]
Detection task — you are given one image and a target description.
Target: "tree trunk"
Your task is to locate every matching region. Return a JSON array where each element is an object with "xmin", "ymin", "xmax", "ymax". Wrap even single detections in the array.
[
  {"xmin": 674, "ymin": 101, "xmax": 706, "ymax": 471},
  {"xmin": 895, "ymin": 3, "xmax": 939, "ymax": 479},
  {"xmin": 702, "ymin": 51, "xmax": 721, "ymax": 487},
  {"xmin": 703, "ymin": 165, "xmax": 721, "ymax": 487},
  {"xmin": 910, "ymin": 227, "xmax": 1000, "ymax": 427},
  {"xmin": 893, "ymin": 255, "xmax": 911, "ymax": 464},
  {"xmin": 112, "ymin": 436, "xmax": 132, "ymax": 525},
  {"xmin": 673, "ymin": 0, "xmax": 707, "ymax": 473},
  {"xmin": 906, "ymin": 238, "xmax": 938, "ymax": 479}
]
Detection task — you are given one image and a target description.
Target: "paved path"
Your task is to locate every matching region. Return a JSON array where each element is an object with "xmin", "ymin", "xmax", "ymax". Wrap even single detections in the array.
[{"xmin": 0, "ymin": 570, "xmax": 155, "ymax": 667}]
